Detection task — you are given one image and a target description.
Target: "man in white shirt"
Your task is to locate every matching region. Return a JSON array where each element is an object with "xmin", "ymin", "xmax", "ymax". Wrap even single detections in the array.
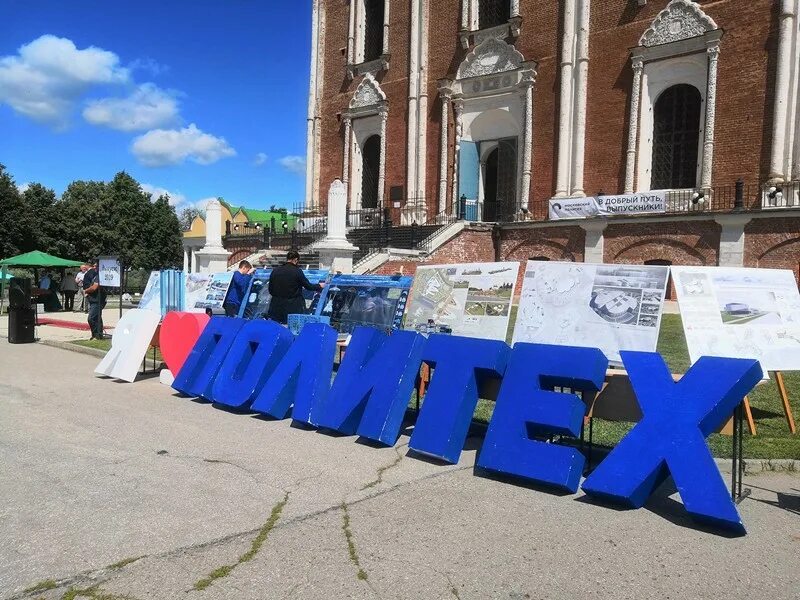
[{"xmin": 75, "ymin": 266, "xmax": 87, "ymax": 312}]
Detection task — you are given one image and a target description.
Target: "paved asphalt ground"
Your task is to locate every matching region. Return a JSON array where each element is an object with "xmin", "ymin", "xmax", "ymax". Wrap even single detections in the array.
[{"xmin": 0, "ymin": 341, "xmax": 798, "ymax": 600}]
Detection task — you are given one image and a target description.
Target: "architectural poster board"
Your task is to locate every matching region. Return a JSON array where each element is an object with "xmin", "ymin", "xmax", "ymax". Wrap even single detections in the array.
[
  {"xmin": 138, "ymin": 271, "xmax": 161, "ymax": 314},
  {"xmin": 512, "ymin": 261, "xmax": 670, "ymax": 363},
  {"xmin": 404, "ymin": 262, "xmax": 519, "ymax": 341},
  {"xmin": 671, "ymin": 266, "xmax": 800, "ymax": 372},
  {"xmin": 185, "ymin": 272, "xmax": 234, "ymax": 313},
  {"xmin": 316, "ymin": 274, "xmax": 412, "ymax": 335}
]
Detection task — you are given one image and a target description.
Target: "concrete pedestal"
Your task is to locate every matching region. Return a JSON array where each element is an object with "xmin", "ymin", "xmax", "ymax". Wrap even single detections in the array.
[{"xmin": 193, "ymin": 248, "xmax": 231, "ymax": 274}]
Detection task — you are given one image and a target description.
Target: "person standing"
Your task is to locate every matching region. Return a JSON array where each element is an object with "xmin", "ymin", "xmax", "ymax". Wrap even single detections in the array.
[
  {"xmin": 75, "ymin": 265, "xmax": 88, "ymax": 312},
  {"xmin": 267, "ymin": 251, "xmax": 325, "ymax": 324},
  {"xmin": 223, "ymin": 260, "xmax": 254, "ymax": 317},
  {"xmin": 82, "ymin": 261, "xmax": 105, "ymax": 340},
  {"xmin": 60, "ymin": 271, "xmax": 78, "ymax": 311}
]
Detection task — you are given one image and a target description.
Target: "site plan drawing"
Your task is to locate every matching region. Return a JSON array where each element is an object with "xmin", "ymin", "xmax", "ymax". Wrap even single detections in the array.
[
  {"xmin": 512, "ymin": 261, "xmax": 670, "ymax": 363},
  {"xmin": 404, "ymin": 262, "xmax": 520, "ymax": 340}
]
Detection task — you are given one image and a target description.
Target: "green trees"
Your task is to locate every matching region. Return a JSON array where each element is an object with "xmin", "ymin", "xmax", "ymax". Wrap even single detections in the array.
[{"xmin": 0, "ymin": 166, "xmax": 184, "ymax": 270}]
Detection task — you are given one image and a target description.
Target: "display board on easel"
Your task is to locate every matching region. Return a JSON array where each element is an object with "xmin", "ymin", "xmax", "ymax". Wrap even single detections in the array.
[
  {"xmin": 672, "ymin": 266, "xmax": 800, "ymax": 433},
  {"xmin": 512, "ymin": 261, "xmax": 670, "ymax": 363},
  {"xmin": 404, "ymin": 262, "xmax": 520, "ymax": 341}
]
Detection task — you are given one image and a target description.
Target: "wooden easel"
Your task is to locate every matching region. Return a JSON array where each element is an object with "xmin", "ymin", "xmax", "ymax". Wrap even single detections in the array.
[{"xmin": 773, "ymin": 371, "xmax": 797, "ymax": 434}]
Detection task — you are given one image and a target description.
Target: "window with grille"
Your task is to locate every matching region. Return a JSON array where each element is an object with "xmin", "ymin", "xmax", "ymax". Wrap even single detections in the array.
[
  {"xmin": 364, "ymin": 0, "xmax": 385, "ymax": 62},
  {"xmin": 361, "ymin": 135, "xmax": 381, "ymax": 209},
  {"xmin": 479, "ymin": 0, "xmax": 510, "ymax": 29},
  {"xmin": 651, "ymin": 84, "xmax": 701, "ymax": 190}
]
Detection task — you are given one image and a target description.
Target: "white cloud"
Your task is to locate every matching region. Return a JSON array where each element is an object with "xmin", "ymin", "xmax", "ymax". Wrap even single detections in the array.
[
  {"xmin": 129, "ymin": 57, "xmax": 168, "ymax": 77},
  {"xmin": 131, "ymin": 123, "xmax": 236, "ymax": 167},
  {"xmin": 16, "ymin": 182, "xmax": 31, "ymax": 193},
  {"xmin": 0, "ymin": 34, "xmax": 129, "ymax": 128},
  {"xmin": 253, "ymin": 152, "xmax": 268, "ymax": 166},
  {"xmin": 141, "ymin": 183, "xmax": 186, "ymax": 206},
  {"xmin": 83, "ymin": 83, "xmax": 179, "ymax": 131},
  {"xmin": 278, "ymin": 155, "xmax": 306, "ymax": 175}
]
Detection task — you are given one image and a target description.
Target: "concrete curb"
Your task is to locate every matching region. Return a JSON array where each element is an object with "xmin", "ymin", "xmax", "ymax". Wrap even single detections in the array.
[
  {"xmin": 715, "ymin": 457, "xmax": 799, "ymax": 474},
  {"xmin": 38, "ymin": 339, "xmax": 107, "ymax": 359}
]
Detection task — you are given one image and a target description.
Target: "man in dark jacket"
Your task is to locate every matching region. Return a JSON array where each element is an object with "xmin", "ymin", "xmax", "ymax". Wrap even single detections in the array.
[{"xmin": 267, "ymin": 251, "xmax": 325, "ymax": 324}]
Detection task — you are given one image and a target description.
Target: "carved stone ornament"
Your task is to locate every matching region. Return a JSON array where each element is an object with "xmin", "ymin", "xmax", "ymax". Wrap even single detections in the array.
[
  {"xmin": 349, "ymin": 73, "xmax": 387, "ymax": 109},
  {"xmin": 457, "ymin": 37, "xmax": 524, "ymax": 80},
  {"xmin": 639, "ymin": 0, "xmax": 718, "ymax": 47}
]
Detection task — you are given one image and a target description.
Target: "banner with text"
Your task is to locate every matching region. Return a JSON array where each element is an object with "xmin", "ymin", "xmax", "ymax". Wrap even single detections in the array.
[{"xmin": 549, "ymin": 192, "xmax": 667, "ymax": 220}]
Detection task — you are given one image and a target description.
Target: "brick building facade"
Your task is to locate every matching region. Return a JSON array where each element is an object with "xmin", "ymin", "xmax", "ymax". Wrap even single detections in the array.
[{"xmin": 305, "ymin": 0, "xmax": 800, "ymax": 278}]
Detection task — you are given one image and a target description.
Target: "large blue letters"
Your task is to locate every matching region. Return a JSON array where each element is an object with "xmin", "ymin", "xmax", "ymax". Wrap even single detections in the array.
[
  {"xmin": 172, "ymin": 317, "xmax": 245, "ymax": 399},
  {"xmin": 250, "ymin": 322, "xmax": 337, "ymax": 425},
  {"xmin": 210, "ymin": 319, "xmax": 294, "ymax": 408},
  {"xmin": 316, "ymin": 327, "xmax": 425, "ymax": 445},
  {"xmin": 581, "ymin": 351, "xmax": 762, "ymax": 533},
  {"xmin": 477, "ymin": 343, "xmax": 607, "ymax": 492},
  {"xmin": 409, "ymin": 334, "xmax": 510, "ymax": 463}
]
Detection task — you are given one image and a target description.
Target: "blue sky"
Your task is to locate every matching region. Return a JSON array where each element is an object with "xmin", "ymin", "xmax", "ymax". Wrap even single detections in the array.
[{"xmin": 0, "ymin": 0, "xmax": 312, "ymax": 212}]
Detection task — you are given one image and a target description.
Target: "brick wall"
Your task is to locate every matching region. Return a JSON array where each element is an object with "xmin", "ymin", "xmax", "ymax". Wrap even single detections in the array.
[
  {"xmin": 499, "ymin": 226, "xmax": 585, "ymax": 262},
  {"xmin": 745, "ymin": 218, "xmax": 800, "ymax": 281},
  {"xmin": 604, "ymin": 220, "xmax": 720, "ymax": 265},
  {"xmin": 318, "ymin": 0, "xmax": 778, "ymax": 215}
]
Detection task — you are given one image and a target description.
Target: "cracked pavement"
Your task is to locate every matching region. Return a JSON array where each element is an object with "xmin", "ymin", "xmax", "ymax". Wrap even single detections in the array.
[{"xmin": 1, "ymin": 342, "xmax": 799, "ymax": 599}]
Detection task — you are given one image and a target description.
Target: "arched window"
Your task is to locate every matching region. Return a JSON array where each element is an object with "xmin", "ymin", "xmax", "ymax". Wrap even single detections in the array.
[
  {"xmin": 651, "ymin": 84, "xmax": 702, "ymax": 190},
  {"xmin": 361, "ymin": 135, "xmax": 381, "ymax": 209},
  {"xmin": 479, "ymin": 0, "xmax": 510, "ymax": 29},
  {"xmin": 364, "ymin": 0, "xmax": 385, "ymax": 62}
]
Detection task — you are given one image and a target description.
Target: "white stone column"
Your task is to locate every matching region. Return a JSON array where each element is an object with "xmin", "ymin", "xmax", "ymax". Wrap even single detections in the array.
[
  {"xmin": 580, "ymin": 221, "xmax": 607, "ymax": 264},
  {"xmin": 624, "ymin": 57, "xmax": 644, "ymax": 194},
  {"xmin": 193, "ymin": 199, "xmax": 230, "ymax": 273},
  {"xmin": 347, "ymin": 0, "xmax": 357, "ymax": 65},
  {"xmin": 315, "ymin": 180, "xmax": 358, "ymax": 273},
  {"xmin": 416, "ymin": 0, "xmax": 430, "ymax": 221},
  {"xmin": 378, "ymin": 106, "xmax": 388, "ymax": 208},
  {"xmin": 555, "ymin": 0, "xmax": 576, "ymax": 198},
  {"xmin": 183, "ymin": 248, "xmax": 189, "ymax": 272},
  {"xmin": 715, "ymin": 215, "xmax": 752, "ymax": 267},
  {"xmin": 460, "ymin": 0, "xmax": 469, "ymax": 31},
  {"xmin": 700, "ymin": 44, "xmax": 720, "ymax": 190},
  {"xmin": 451, "ymin": 99, "xmax": 464, "ymax": 215},
  {"xmin": 305, "ymin": 0, "xmax": 321, "ymax": 210},
  {"xmin": 520, "ymin": 69, "xmax": 536, "ymax": 214},
  {"xmin": 383, "ymin": 0, "xmax": 391, "ymax": 55},
  {"xmin": 407, "ymin": 0, "xmax": 420, "ymax": 205},
  {"xmin": 342, "ymin": 116, "xmax": 352, "ymax": 185},
  {"xmin": 571, "ymin": 0, "xmax": 590, "ymax": 197},
  {"xmin": 438, "ymin": 88, "xmax": 452, "ymax": 214},
  {"xmin": 511, "ymin": 0, "xmax": 520, "ymax": 17},
  {"xmin": 770, "ymin": 0, "xmax": 797, "ymax": 181}
]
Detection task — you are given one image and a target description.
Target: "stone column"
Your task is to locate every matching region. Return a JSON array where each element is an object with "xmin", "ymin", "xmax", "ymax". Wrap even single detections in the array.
[
  {"xmin": 624, "ymin": 57, "xmax": 644, "ymax": 194},
  {"xmin": 520, "ymin": 68, "xmax": 536, "ymax": 215},
  {"xmin": 571, "ymin": 0, "xmax": 590, "ymax": 197},
  {"xmin": 700, "ymin": 44, "xmax": 720, "ymax": 190},
  {"xmin": 438, "ymin": 86, "xmax": 452, "ymax": 215},
  {"xmin": 451, "ymin": 99, "xmax": 464, "ymax": 215},
  {"xmin": 580, "ymin": 221, "xmax": 607, "ymax": 264},
  {"xmin": 183, "ymin": 247, "xmax": 189, "ymax": 273},
  {"xmin": 555, "ymin": 0, "xmax": 576, "ymax": 198},
  {"xmin": 460, "ymin": 0, "xmax": 469, "ymax": 31},
  {"xmin": 510, "ymin": 0, "xmax": 520, "ymax": 16},
  {"xmin": 193, "ymin": 199, "xmax": 231, "ymax": 273},
  {"xmin": 378, "ymin": 105, "xmax": 388, "ymax": 209},
  {"xmin": 314, "ymin": 179, "xmax": 359, "ymax": 273},
  {"xmin": 769, "ymin": 0, "xmax": 797, "ymax": 182},
  {"xmin": 342, "ymin": 116, "xmax": 352, "ymax": 186},
  {"xmin": 347, "ymin": 0, "xmax": 356, "ymax": 65},
  {"xmin": 383, "ymin": 0, "xmax": 391, "ymax": 55},
  {"xmin": 715, "ymin": 215, "xmax": 752, "ymax": 267}
]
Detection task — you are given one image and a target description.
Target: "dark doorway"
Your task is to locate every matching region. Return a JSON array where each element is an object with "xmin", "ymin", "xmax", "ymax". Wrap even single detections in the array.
[
  {"xmin": 361, "ymin": 135, "xmax": 381, "ymax": 209},
  {"xmin": 652, "ymin": 84, "xmax": 702, "ymax": 190},
  {"xmin": 482, "ymin": 138, "xmax": 517, "ymax": 222}
]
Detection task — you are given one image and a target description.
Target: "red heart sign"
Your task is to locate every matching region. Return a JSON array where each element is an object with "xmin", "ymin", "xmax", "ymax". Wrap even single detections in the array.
[{"xmin": 159, "ymin": 312, "xmax": 210, "ymax": 375}]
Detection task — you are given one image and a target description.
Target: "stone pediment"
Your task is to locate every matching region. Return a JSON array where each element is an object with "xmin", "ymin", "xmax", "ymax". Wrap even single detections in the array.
[
  {"xmin": 349, "ymin": 73, "xmax": 386, "ymax": 110},
  {"xmin": 457, "ymin": 37, "xmax": 524, "ymax": 80},
  {"xmin": 640, "ymin": 0, "xmax": 718, "ymax": 47}
]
